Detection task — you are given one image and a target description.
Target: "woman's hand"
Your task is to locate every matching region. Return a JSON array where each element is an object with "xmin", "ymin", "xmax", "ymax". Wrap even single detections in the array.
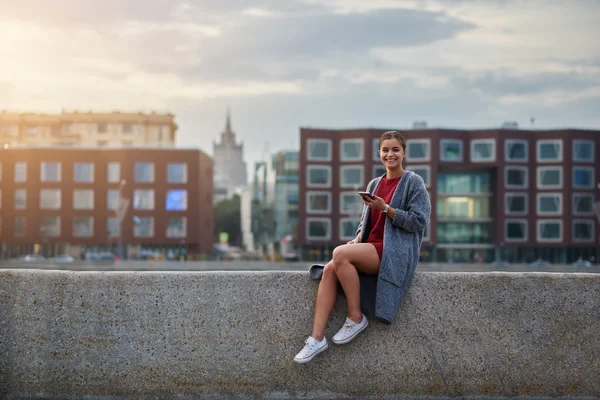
[
  {"xmin": 347, "ymin": 233, "xmax": 361, "ymax": 244},
  {"xmin": 363, "ymin": 194, "xmax": 387, "ymax": 212}
]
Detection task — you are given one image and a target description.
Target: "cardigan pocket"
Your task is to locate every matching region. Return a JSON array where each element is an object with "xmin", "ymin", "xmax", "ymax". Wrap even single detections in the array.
[{"xmin": 378, "ymin": 251, "xmax": 410, "ymax": 287}]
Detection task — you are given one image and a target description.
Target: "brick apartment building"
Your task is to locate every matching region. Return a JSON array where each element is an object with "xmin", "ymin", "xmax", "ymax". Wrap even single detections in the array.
[
  {"xmin": 0, "ymin": 147, "xmax": 213, "ymax": 260},
  {"xmin": 298, "ymin": 127, "xmax": 599, "ymax": 264}
]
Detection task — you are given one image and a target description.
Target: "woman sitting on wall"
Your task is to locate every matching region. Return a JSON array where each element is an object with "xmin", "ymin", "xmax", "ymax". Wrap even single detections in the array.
[{"xmin": 294, "ymin": 130, "xmax": 431, "ymax": 363}]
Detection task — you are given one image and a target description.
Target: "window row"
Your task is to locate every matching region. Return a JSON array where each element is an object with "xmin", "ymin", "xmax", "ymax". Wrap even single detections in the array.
[
  {"xmin": 305, "ymin": 217, "xmax": 430, "ymax": 241},
  {"xmin": 306, "ymin": 164, "xmax": 431, "ymax": 189},
  {"xmin": 4, "ymin": 216, "xmax": 187, "ymax": 238},
  {"xmin": 505, "ymin": 220, "xmax": 594, "ymax": 242},
  {"xmin": 306, "ymin": 165, "xmax": 594, "ymax": 191},
  {"xmin": 305, "ymin": 138, "xmax": 595, "ymax": 163},
  {"xmin": 505, "ymin": 193, "xmax": 595, "ymax": 216},
  {"xmin": 0, "ymin": 189, "xmax": 188, "ymax": 211},
  {"xmin": 505, "ymin": 166, "xmax": 594, "ymax": 189},
  {"xmin": 0, "ymin": 162, "xmax": 188, "ymax": 184}
]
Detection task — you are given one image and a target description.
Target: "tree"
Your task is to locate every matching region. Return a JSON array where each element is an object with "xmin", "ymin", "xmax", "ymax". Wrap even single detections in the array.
[{"xmin": 213, "ymin": 194, "xmax": 242, "ymax": 246}]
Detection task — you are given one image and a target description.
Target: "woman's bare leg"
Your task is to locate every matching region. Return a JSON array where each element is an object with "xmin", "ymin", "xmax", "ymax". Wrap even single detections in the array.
[
  {"xmin": 331, "ymin": 243, "xmax": 380, "ymax": 323},
  {"xmin": 311, "ymin": 262, "xmax": 337, "ymax": 341}
]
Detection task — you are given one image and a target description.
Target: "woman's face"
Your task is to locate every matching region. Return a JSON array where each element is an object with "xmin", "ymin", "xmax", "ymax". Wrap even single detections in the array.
[{"xmin": 379, "ymin": 138, "xmax": 406, "ymax": 169}]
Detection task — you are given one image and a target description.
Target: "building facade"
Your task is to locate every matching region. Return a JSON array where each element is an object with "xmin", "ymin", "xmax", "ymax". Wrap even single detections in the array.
[
  {"xmin": 271, "ymin": 151, "xmax": 299, "ymax": 258},
  {"xmin": 0, "ymin": 110, "xmax": 177, "ymax": 148},
  {"xmin": 298, "ymin": 127, "xmax": 600, "ymax": 264},
  {"xmin": 0, "ymin": 147, "xmax": 213, "ymax": 260},
  {"xmin": 212, "ymin": 111, "xmax": 247, "ymax": 200}
]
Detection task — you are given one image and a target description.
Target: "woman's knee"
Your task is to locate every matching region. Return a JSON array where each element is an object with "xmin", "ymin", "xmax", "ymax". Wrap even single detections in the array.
[
  {"xmin": 322, "ymin": 263, "xmax": 337, "ymax": 280},
  {"xmin": 331, "ymin": 245, "xmax": 350, "ymax": 270}
]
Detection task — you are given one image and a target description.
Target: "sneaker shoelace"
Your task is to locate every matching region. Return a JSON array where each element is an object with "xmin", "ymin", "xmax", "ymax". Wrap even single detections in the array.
[{"xmin": 302, "ymin": 339, "xmax": 318, "ymax": 354}]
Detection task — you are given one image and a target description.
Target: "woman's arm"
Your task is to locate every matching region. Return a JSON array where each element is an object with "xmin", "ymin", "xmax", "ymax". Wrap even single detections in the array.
[{"xmin": 388, "ymin": 174, "xmax": 430, "ymax": 232}]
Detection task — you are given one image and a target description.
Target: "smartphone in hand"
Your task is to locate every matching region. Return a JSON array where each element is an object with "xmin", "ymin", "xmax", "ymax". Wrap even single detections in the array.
[{"xmin": 358, "ymin": 191, "xmax": 374, "ymax": 201}]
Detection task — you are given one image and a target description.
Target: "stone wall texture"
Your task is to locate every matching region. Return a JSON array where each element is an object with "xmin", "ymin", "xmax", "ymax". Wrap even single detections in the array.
[{"xmin": 1, "ymin": 269, "xmax": 599, "ymax": 399}]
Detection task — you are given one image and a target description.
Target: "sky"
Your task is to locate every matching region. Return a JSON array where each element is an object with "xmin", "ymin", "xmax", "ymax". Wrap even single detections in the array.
[{"xmin": 0, "ymin": 0, "xmax": 599, "ymax": 171}]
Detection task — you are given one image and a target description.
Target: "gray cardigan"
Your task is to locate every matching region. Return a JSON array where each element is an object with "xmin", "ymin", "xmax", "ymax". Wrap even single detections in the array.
[{"xmin": 350, "ymin": 171, "xmax": 431, "ymax": 324}]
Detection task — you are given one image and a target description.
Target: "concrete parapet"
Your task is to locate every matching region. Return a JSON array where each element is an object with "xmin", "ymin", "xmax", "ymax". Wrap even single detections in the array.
[{"xmin": 0, "ymin": 269, "xmax": 598, "ymax": 399}]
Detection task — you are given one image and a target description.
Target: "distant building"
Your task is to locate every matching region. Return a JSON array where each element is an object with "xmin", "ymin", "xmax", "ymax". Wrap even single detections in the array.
[
  {"xmin": 0, "ymin": 110, "xmax": 177, "ymax": 148},
  {"xmin": 212, "ymin": 111, "xmax": 247, "ymax": 200},
  {"xmin": 298, "ymin": 127, "xmax": 600, "ymax": 264},
  {"xmin": 0, "ymin": 147, "xmax": 213, "ymax": 260},
  {"xmin": 271, "ymin": 151, "xmax": 299, "ymax": 258}
]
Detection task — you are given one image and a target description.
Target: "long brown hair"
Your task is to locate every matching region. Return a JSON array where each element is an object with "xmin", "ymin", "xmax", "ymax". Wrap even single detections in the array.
[{"xmin": 378, "ymin": 131, "xmax": 406, "ymax": 151}]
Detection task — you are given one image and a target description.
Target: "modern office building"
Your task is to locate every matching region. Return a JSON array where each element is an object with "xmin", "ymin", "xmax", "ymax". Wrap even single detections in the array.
[
  {"xmin": 0, "ymin": 147, "xmax": 213, "ymax": 260},
  {"xmin": 0, "ymin": 110, "xmax": 177, "ymax": 148},
  {"xmin": 271, "ymin": 151, "xmax": 299, "ymax": 258},
  {"xmin": 298, "ymin": 127, "xmax": 600, "ymax": 264}
]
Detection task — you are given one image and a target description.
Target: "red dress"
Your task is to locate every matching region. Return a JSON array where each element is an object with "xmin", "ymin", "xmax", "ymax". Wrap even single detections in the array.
[{"xmin": 366, "ymin": 176, "xmax": 402, "ymax": 260}]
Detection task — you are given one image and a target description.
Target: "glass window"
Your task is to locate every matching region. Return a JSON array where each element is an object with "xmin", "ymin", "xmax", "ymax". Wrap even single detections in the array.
[
  {"xmin": 106, "ymin": 190, "xmax": 120, "ymax": 210},
  {"xmin": 339, "ymin": 218, "xmax": 361, "ymax": 240},
  {"xmin": 307, "ymin": 139, "xmax": 331, "ymax": 161},
  {"xmin": 41, "ymin": 162, "xmax": 61, "ymax": 182},
  {"xmin": 407, "ymin": 166, "xmax": 430, "ymax": 188},
  {"xmin": 73, "ymin": 189, "xmax": 94, "ymax": 209},
  {"xmin": 537, "ymin": 220, "xmax": 561, "ymax": 242},
  {"xmin": 306, "ymin": 192, "xmax": 331, "ymax": 214},
  {"xmin": 98, "ymin": 123, "xmax": 108, "ymax": 133},
  {"xmin": 573, "ymin": 193, "xmax": 593, "ymax": 215},
  {"xmin": 123, "ymin": 123, "xmax": 133, "ymax": 134},
  {"xmin": 107, "ymin": 162, "xmax": 120, "ymax": 183},
  {"xmin": 440, "ymin": 139, "xmax": 463, "ymax": 162},
  {"xmin": 505, "ymin": 193, "xmax": 528, "ymax": 215},
  {"xmin": 166, "ymin": 190, "xmax": 187, "ymax": 211},
  {"xmin": 133, "ymin": 216, "xmax": 154, "ymax": 237},
  {"xmin": 537, "ymin": 167, "xmax": 562, "ymax": 189},
  {"xmin": 437, "ymin": 222, "xmax": 492, "ymax": 244},
  {"xmin": 306, "ymin": 166, "xmax": 331, "ymax": 187},
  {"xmin": 505, "ymin": 167, "xmax": 528, "ymax": 188},
  {"xmin": 40, "ymin": 189, "xmax": 61, "ymax": 210},
  {"xmin": 505, "ymin": 140, "xmax": 528, "ymax": 162},
  {"xmin": 573, "ymin": 220, "xmax": 594, "ymax": 242},
  {"xmin": 505, "ymin": 219, "xmax": 527, "ymax": 241},
  {"xmin": 406, "ymin": 139, "xmax": 430, "ymax": 162},
  {"xmin": 537, "ymin": 140, "xmax": 562, "ymax": 162},
  {"xmin": 372, "ymin": 138, "xmax": 380, "ymax": 161},
  {"xmin": 340, "ymin": 166, "xmax": 364, "ymax": 188},
  {"xmin": 340, "ymin": 192, "xmax": 363, "ymax": 215},
  {"xmin": 340, "ymin": 139, "xmax": 363, "ymax": 161},
  {"xmin": 437, "ymin": 197, "xmax": 491, "ymax": 219},
  {"xmin": 14, "ymin": 189, "xmax": 26, "ymax": 209},
  {"xmin": 14, "ymin": 216, "xmax": 26, "ymax": 237},
  {"xmin": 167, "ymin": 217, "xmax": 187, "ymax": 238},
  {"xmin": 573, "ymin": 167, "xmax": 594, "ymax": 188},
  {"xmin": 74, "ymin": 162, "xmax": 94, "ymax": 183},
  {"xmin": 106, "ymin": 217, "xmax": 121, "ymax": 237},
  {"xmin": 40, "ymin": 216, "xmax": 60, "ymax": 237},
  {"xmin": 134, "ymin": 189, "xmax": 155, "ymax": 210},
  {"xmin": 168, "ymin": 163, "xmax": 188, "ymax": 183},
  {"xmin": 14, "ymin": 162, "xmax": 27, "ymax": 182},
  {"xmin": 471, "ymin": 139, "xmax": 495, "ymax": 162},
  {"xmin": 537, "ymin": 193, "xmax": 562, "ymax": 215},
  {"xmin": 135, "ymin": 162, "xmax": 155, "ymax": 183},
  {"xmin": 573, "ymin": 140, "xmax": 594, "ymax": 162},
  {"xmin": 73, "ymin": 216, "xmax": 94, "ymax": 237},
  {"xmin": 372, "ymin": 166, "xmax": 386, "ymax": 179},
  {"xmin": 438, "ymin": 172, "xmax": 491, "ymax": 194},
  {"xmin": 306, "ymin": 218, "xmax": 331, "ymax": 240}
]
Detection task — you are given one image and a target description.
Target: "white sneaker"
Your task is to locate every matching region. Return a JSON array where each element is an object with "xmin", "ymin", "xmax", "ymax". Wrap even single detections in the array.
[
  {"xmin": 293, "ymin": 336, "xmax": 328, "ymax": 363},
  {"xmin": 332, "ymin": 315, "xmax": 368, "ymax": 344}
]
